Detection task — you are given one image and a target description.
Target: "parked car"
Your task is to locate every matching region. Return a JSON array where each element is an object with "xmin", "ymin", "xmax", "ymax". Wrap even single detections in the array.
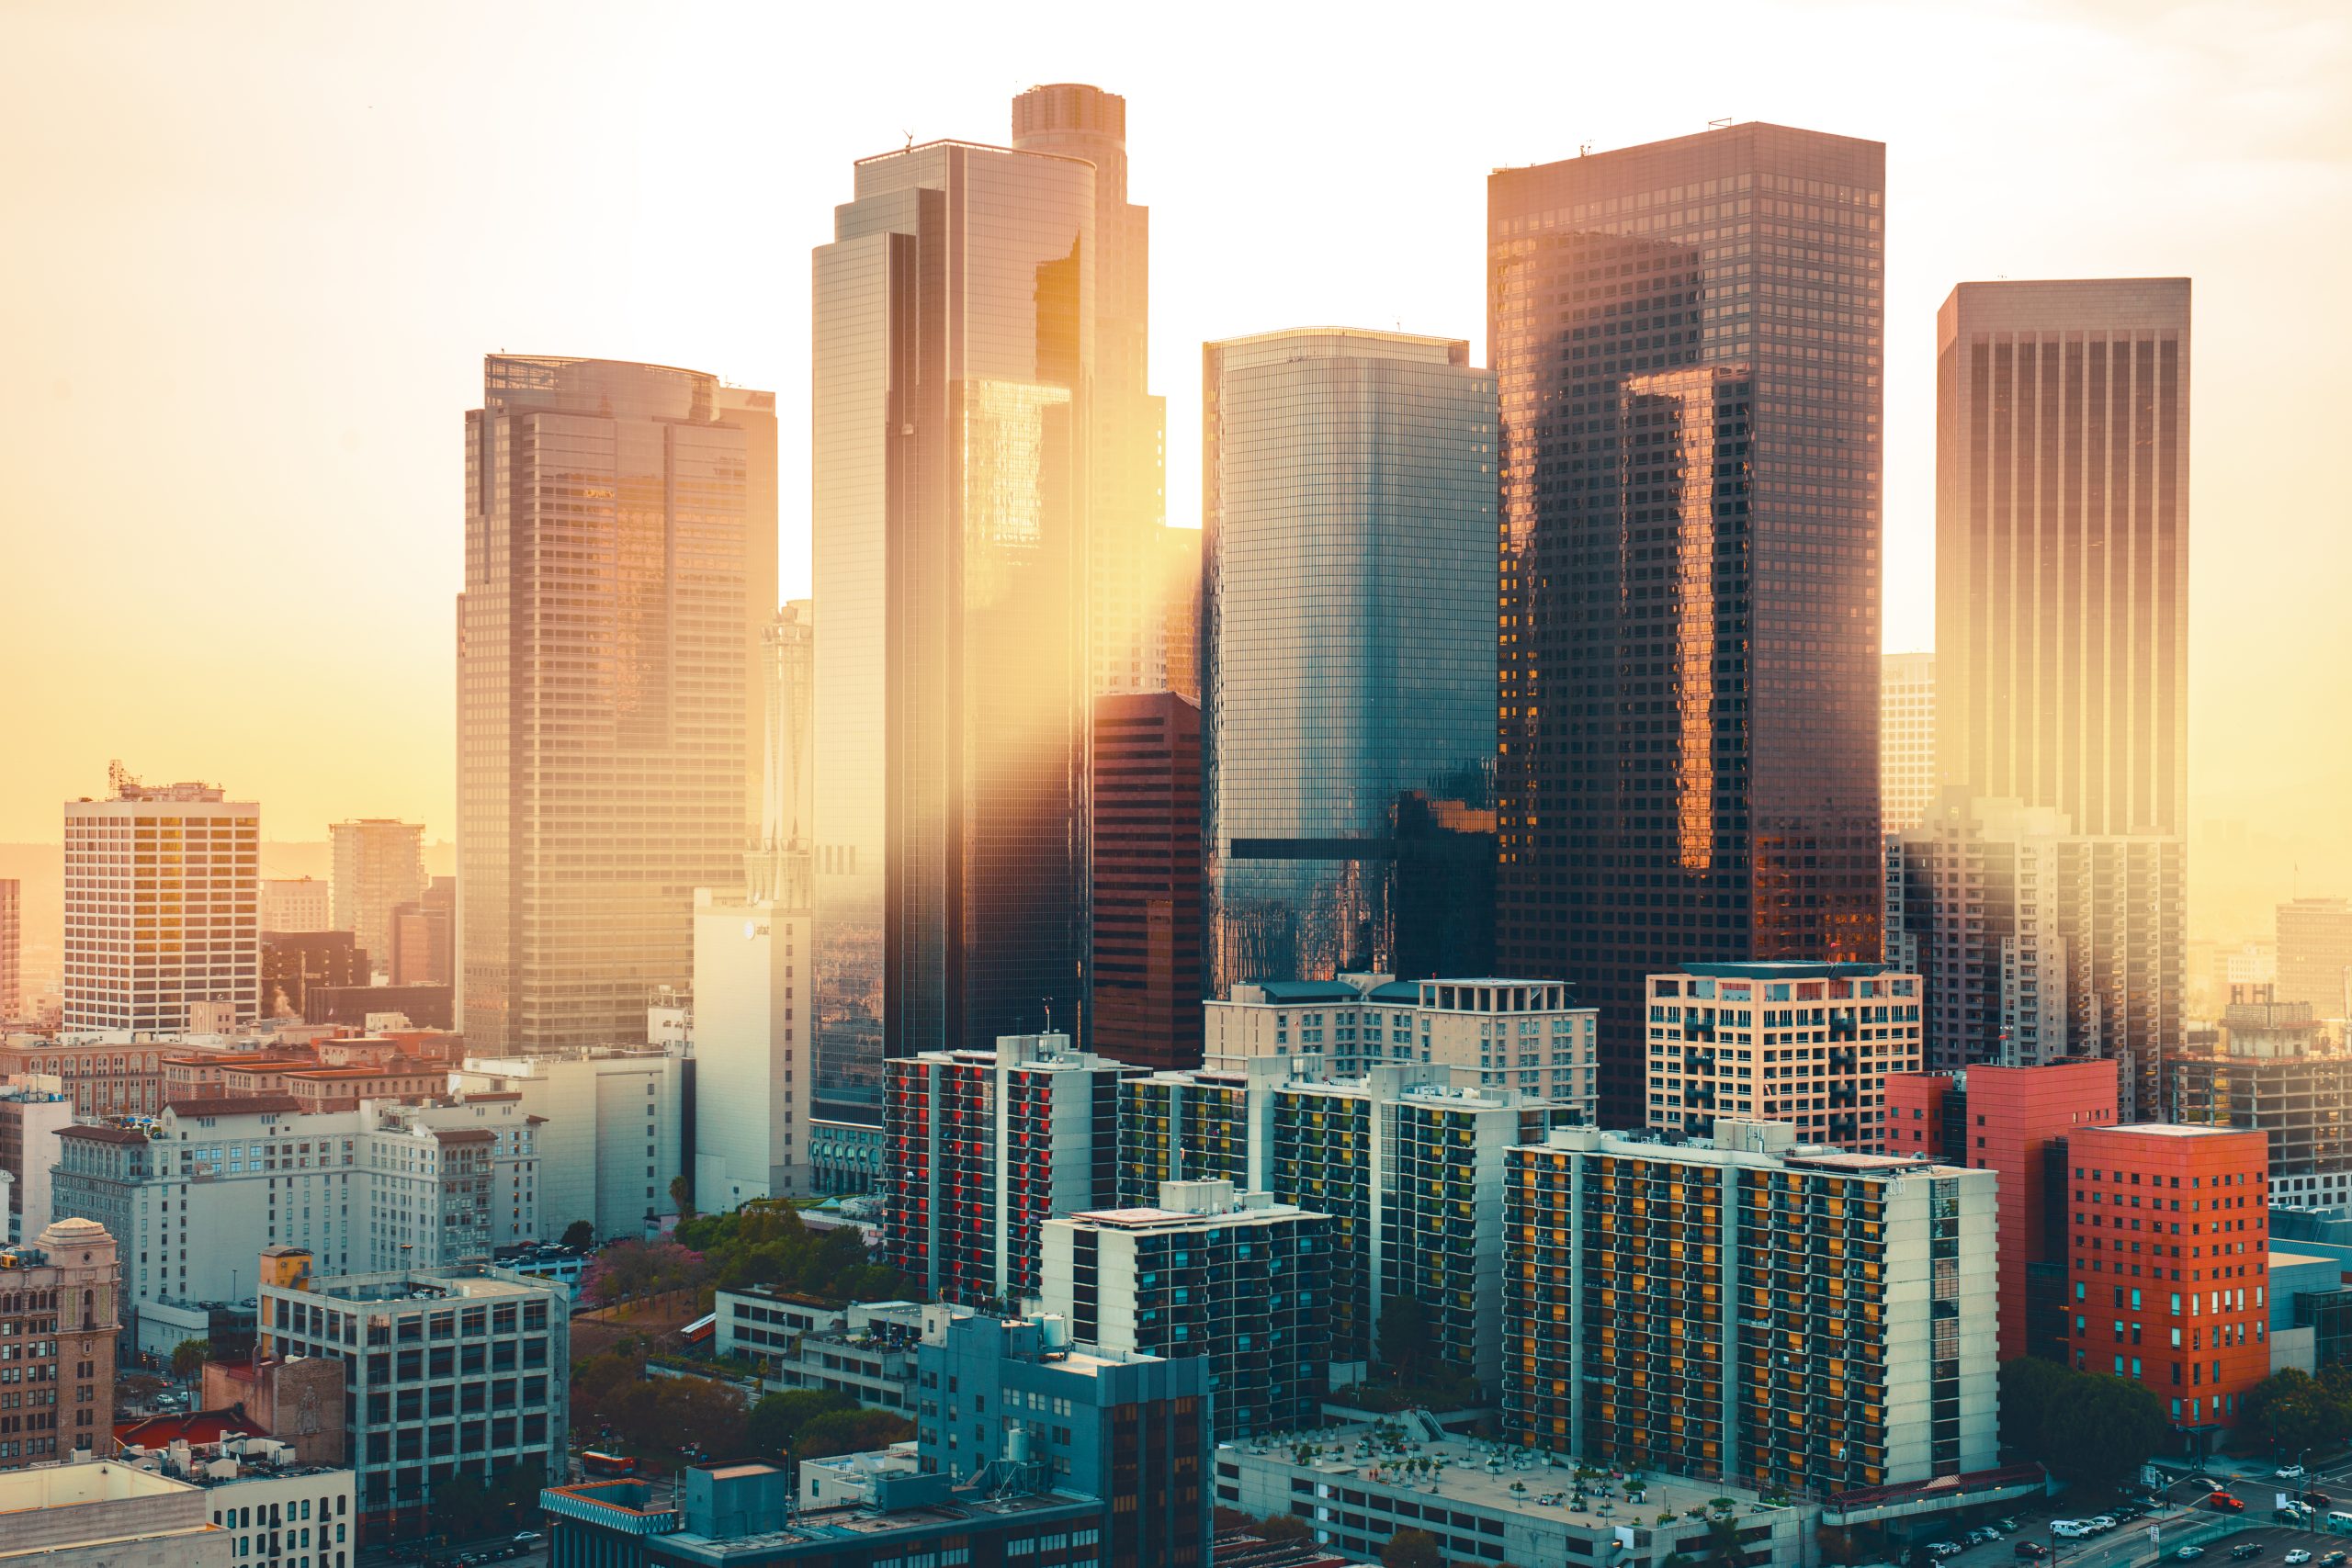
[
  {"xmin": 1928, "ymin": 1542, "xmax": 1965, "ymax": 1558},
  {"xmin": 1997, "ymin": 1518, "xmax": 2023, "ymax": 1533},
  {"xmin": 2307, "ymin": 1491, "xmax": 2336, "ymax": 1508},
  {"xmin": 2015, "ymin": 1544, "xmax": 2049, "ymax": 1560},
  {"xmin": 2052, "ymin": 1521, "xmax": 2089, "ymax": 1539},
  {"xmin": 2316, "ymin": 1553, "xmax": 2344, "ymax": 1567},
  {"xmin": 2286, "ymin": 1553, "xmax": 2312, "ymax": 1565},
  {"xmin": 1971, "ymin": 1529, "xmax": 2003, "ymax": 1546},
  {"xmin": 2233, "ymin": 1546, "xmax": 2267, "ymax": 1561}
]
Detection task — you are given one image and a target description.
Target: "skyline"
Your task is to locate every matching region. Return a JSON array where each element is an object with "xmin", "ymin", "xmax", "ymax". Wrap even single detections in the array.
[{"xmin": 5, "ymin": 0, "xmax": 2349, "ymax": 942}]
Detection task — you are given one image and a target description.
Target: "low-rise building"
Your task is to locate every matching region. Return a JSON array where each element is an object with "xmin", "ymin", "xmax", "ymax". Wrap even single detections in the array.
[
  {"xmin": 1644, "ymin": 961, "xmax": 1923, "ymax": 1151},
  {"xmin": 0, "ymin": 1034, "xmax": 168, "ymax": 1116},
  {"xmin": 714, "ymin": 1292, "xmax": 935, "ymax": 1413},
  {"xmin": 116, "ymin": 1432, "xmax": 356, "ymax": 1568},
  {"xmin": 806, "ymin": 1106, "xmax": 882, "ymax": 1195},
  {"xmin": 450, "ymin": 1048, "xmax": 685, "ymax": 1242},
  {"xmin": 0, "ymin": 1461, "xmax": 232, "ymax": 1567}
]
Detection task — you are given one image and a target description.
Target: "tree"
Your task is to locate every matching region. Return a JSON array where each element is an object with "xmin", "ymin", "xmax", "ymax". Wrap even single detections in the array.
[
  {"xmin": 580, "ymin": 1237, "xmax": 707, "ymax": 1306},
  {"xmin": 671, "ymin": 1173, "xmax": 695, "ymax": 1221},
  {"xmin": 1257, "ymin": 1513, "xmax": 1313, "ymax": 1544},
  {"xmin": 794, "ymin": 1407, "xmax": 914, "ymax": 1461},
  {"xmin": 745, "ymin": 1389, "xmax": 856, "ymax": 1458},
  {"xmin": 1383, "ymin": 1528, "xmax": 1445, "ymax": 1568},
  {"xmin": 2245, "ymin": 1368, "xmax": 2346, "ymax": 1453},
  {"xmin": 169, "ymin": 1337, "xmax": 211, "ymax": 1388},
  {"xmin": 1996, "ymin": 1360, "xmax": 2165, "ymax": 1490},
  {"xmin": 561, "ymin": 1219, "xmax": 597, "ymax": 1250},
  {"xmin": 1377, "ymin": 1293, "xmax": 1432, "ymax": 1384},
  {"xmin": 1996, "ymin": 1355, "xmax": 2074, "ymax": 1457}
]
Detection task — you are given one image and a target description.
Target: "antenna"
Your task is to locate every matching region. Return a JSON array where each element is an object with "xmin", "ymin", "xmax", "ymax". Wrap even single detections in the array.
[
  {"xmin": 903, "ymin": 130, "xmax": 914, "ymax": 154},
  {"xmin": 1708, "ymin": 118, "xmax": 1733, "ymax": 130},
  {"xmin": 1579, "ymin": 141, "xmax": 1593, "ymax": 157}
]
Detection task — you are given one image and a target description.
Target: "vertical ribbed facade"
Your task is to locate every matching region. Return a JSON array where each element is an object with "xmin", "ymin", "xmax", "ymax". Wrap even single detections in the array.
[{"xmin": 1091, "ymin": 692, "xmax": 1202, "ymax": 1070}]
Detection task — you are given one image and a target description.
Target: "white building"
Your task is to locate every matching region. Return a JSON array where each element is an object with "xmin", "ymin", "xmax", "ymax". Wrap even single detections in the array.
[
  {"xmin": 1882, "ymin": 650, "xmax": 1937, "ymax": 834},
  {"xmin": 451, "ymin": 1048, "xmax": 684, "ymax": 1242},
  {"xmin": 715, "ymin": 1292, "xmax": 942, "ymax": 1413},
  {"xmin": 1204, "ymin": 974, "xmax": 1598, "ymax": 1120},
  {"xmin": 0, "ymin": 1462, "xmax": 232, "ymax": 1568},
  {"xmin": 259, "ymin": 877, "xmax": 332, "ymax": 935},
  {"xmin": 692, "ymin": 604, "xmax": 816, "ymax": 1208},
  {"xmin": 0, "ymin": 1078, "xmax": 74, "ymax": 1239},
  {"xmin": 118, "ymin": 1435, "xmax": 355, "ymax": 1568},
  {"xmin": 1644, "ymin": 961, "xmax": 1923, "ymax": 1151},
  {"xmin": 63, "ymin": 769, "xmax": 259, "ymax": 1032}
]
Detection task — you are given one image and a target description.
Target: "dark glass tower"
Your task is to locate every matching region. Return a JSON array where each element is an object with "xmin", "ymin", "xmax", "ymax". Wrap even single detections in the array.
[
  {"xmin": 1489, "ymin": 124, "xmax": 1885, "ymax": 1125},
  {"xmin": 811, "ymin": 141, "xmax": 1093, "ymax": 1092}
]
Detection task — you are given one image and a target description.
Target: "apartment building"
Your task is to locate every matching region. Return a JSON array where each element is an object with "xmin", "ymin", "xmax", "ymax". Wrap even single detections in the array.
[
  {"xmin": 1644, "ymin": 962, "xmax": 1923, "ymax": 1151},
  {"xmin": 0, "ymin": 1219, "xmax": 120, "ymax": 1469},
  {"xmin": 1041, "ymin": 1179, "xmax": 1330, "ymax": 1440},
  {"xmin": 1205, "ymin": 975, "xmax": 1599, "ymax": 1119},
  {"xmin": 1504, "ymin": 1122, "xmax": 1997, "ymax": 1495},
  {"xmin": 117, "ymin": 1434, "xmax": 355, "ymax": 1568},
  {"xmin": 713, "ymin": 1293, "xmax": 938, "ymax": 1414}
]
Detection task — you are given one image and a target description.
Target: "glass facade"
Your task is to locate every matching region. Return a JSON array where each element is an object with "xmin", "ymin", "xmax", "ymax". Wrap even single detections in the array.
[
  {"xmin": 1489, "ymin": 124, "xmax": 1887, "ymax": 1124},
  {"xmin": 812, "ymin": 141, "xmax": 1093, "ymax": 1090},
  {"xmin": 1201, "ymin": 329, "xmax": 1498, "ymax": 996},
  {"xmin": 458, "ymin": 356, "xmax": 773, "ymax": 1053}
]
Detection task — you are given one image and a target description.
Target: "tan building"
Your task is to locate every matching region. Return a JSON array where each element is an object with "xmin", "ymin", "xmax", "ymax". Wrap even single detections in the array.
[
  {"xmin": 203, "ymin": 1339, "xmax": 351, "ymax": 1469},
  {"xmin": 1881, "ymin": 651, "xmax": 1936, "ymax": 833},
  {"xmin": 328, "ymin": 820, "xmax": 424, "ymax": 981},
  {"xmin": 0, "ymin": 1037, "xmax": 165, "ymax": 1116},
  {"xmin": 276, "ymin": 1065, "xmax": 447, "ymax": 1113},
  {"xmin": 2278, "ymin": 897, "xmax": 2352, "ymax": 1024},
  {"xmin": 258, "ymin": 877, "xmax": 331, "ymax": 935},
  {"xmin": 0, "ymin": 1217, "xmax": 121, "ymax": 1468},
  {"xmin": 0, "ymin": 878, "xmax": 19, "ymax": 1022},
  {"xmin": 1644, "ymin": 962, "xmax": 1924, "ymax": 1151},
  {"xmin": 0, "ymin": 1462, "xmax": 230, "ymax": 1567},
  {"xmin": 63, "ymin": 770, "xmax": 260, "ymax": 1032},
  {"xmin": 162, "ymin": 1052, "xmax": 320, "ymax": 1103}
]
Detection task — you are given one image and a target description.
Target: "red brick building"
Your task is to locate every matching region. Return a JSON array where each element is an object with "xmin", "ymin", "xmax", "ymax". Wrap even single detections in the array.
[
  {"xmin": 2066, "ymin": 1123, "xmax": 2269, "ymax": 1450},
  {"xmin": 1091, "ymin": 692, "xmax": 1202, "ymax": 1071},
  {"xmin": 1887, "ymin": 1059, "xmax": 2121, "ymax": 1360}
]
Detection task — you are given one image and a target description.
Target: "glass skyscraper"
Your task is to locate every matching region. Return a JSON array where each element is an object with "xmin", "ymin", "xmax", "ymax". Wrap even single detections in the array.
[
  {"xmin": 458, "ymin": 355, "xmax": 775, "ymax": 1053},
  {"xmin": 1488, "ymin": 124, "xmax": 1886, "ymax": 1124},
  {"xmin": 811, "ymin": 140, "xmax": 1093, "ymax": 1098},
  {"xmin": 1201, "ymin": 329, "xmax": 1498, "ymax": 995}
]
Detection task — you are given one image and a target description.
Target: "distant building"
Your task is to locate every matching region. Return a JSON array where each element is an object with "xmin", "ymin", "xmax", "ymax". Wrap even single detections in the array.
[
  {"xmin": 713, "ymin": 1292, "xmax": 937, "ymax": 1415},
  {"xmin": 0, "ymin": 1082, "xmax": 74, "ymax": 1240},
  {"xmin": 386, "ymin": 876, "xmax": 454, "ymax": 987},
  {"xmin": 259, "ymin": 931, "xmax": 368, "ymax": 1021},
  {"xmin": 0, "ymin": 1218, "xmax": 120, "ymax": 1468},
  {"xmin": 2150, "ymin": 998, "xmax": 2352, "ymax": 1208},
  {"xmin": 1882, "ymin": 652, "xmax": 1936, "ymax": 833},
  {"xmin": 0, "ymin": 1462, "xmax": 231, "ymax": 1567},
  {"xmin": 0, "ymin": 877, "xmax": 20, "ymax": 1020},
  {"xmin": 259, "ymin": 877, "xmax": 332, "ymax": 935},
  {"xmin": 2062, "ymin": 1123, "xmax": 2267, "ymax": 1451},
  {"xmin": 64, "ymin": 770, "xmax": 259, "ymax": 1032},
  {"xmin": 257, "ymin": 1253, "xmax": 570, "ymax": 1538},
  {"xmin": 301, "ymin": 983, "xmax": 452, "ymax": 1032},
  {"xmin": 1091, "ymin": 691, "xmax": 1202, "ymax": 1072},
  {"xmin": 1204, "ymin": 974, "xmax": 1598, "ymax": 1120},
  {"xmin": 1042, "ymin": 1179, "xmax": 1329, "ymax": 1440},
  {"xmin": 1159, "ymin": 525, "xmax": 1201, "ymax": 702},
  {"xmin": 1886, "ymin": 1058, "xmax": 2122, "ymax": 1360},
  {"xmin": 452, "ymin": 1049, "xmax": 684, "ymax": 1242},
  {"xmin": 1505, "ymin": 1122, "xmax": 1999, "ymax": 1491},
  {"xmin": 0, "ymin": 1037, "xmax": 165, "ymax": 1116},
  {"xmin": 2277, "ymin": 897, "xmax": 2352, "ymax": 1022},
  {"xmin": 806, "ymin": 1107, "xmax": 882, "ymax": 1198},
  {"xmin": 1643, "ymin": 961, "xmax": 1922, "ymax": 1151},
  {"xmin": 328, "ymin": 820, "xmax": 424, "ymax": 978}
]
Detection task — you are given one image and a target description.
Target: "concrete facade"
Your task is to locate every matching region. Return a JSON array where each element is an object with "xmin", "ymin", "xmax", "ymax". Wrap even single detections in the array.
[
  {"xmin": 452, "ymin": 1049, "xmax": 684, "ymax": 1241},
  {"xmin": 0, "ymin": 1461, "xmax": 231, "ymax": 1567}
]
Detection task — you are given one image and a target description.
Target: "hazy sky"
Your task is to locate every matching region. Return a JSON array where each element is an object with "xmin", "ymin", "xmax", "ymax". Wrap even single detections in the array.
[{"xmin": 5, "ymin": 0, "xmax": 2348, "ymax": 901}]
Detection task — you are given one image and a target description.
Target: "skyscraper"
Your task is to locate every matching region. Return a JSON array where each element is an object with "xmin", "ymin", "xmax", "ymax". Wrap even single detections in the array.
[
  {"xmin": 0, "ymin": 879, "xmax": 17, "ymax": 1022},
  {"xmin": 2276, "ymin": 897, "xmax": 2352, "ymax": 1022},
  {"xmin": 812, "ymin": 139, "xmax": 1092, "ymax": 1083},
  {"xmin": 1202, "ymin": 328, "xmax": 1498, "ymax": 995},
  {"xmin": 1011, "ymin": 83, "xmax": 1169, "ymax": 699},
  {"xmin": 458, "ymin": 356, "xmax": 774, "ymax": 1054},
  {"xmin": 694, "ymin": 603, "xmax": 817, "ymax": 1206},
  {"xmin": 1489, "ymin": 124, "xmax": 1887, "ymax": 1124},
  {"xmin": 1881, "ymin": 650, "xmax": 1936, "ymax": 833},
  {"xmin": 62, "ymin": 766, "xmax": 259, "ymax": 1032},
  {"xmin": 1091, "ymin": 690, "xmax": 1201, "ymax": 1071},
  {"xmin": 1935, "ymin": 279, "xmax": 2191, "ymax": 839},
  {"xmin": 330, "ymin": 818, "xmax": 424, "ymax": 976}
]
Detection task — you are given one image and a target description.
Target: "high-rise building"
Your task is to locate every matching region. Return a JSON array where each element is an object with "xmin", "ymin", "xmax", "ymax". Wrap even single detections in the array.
[
  {"xmin": 812, "ymin": 140, "xmax": 1091, "ymax": 1088},
  {"xmin": 259, "ymin": 876, "xmax": 331, "ymax": 935},
  {"xmin": 258, "ymin": 930, "xmax": 368, "ymax": 1020},
  {"xmin": 1040, "ymin": 1178, "xmax": 1330, "ymax": 1441},
  {"xmin": 1091, "ymin": 691, "xmax": 1201, "ymax": 1072},
  {"xmin": 1202, "ymin": 328, "xmax": 1498, "ymax": 995},
  {"xmin": 1490, "ymin": 125, "xmax": 1889, "ymax": 1126},
  {"xmin": 882, "ymin": 1033, "xmax": 1135, "ymax": 1307},
  {"xmin": 63, "ymin": 768, "xmax": 259, "ymax": 1032},
  {"xmin": 693, "ymin": 603, "xmax": 817, "ymax": 1207},
  {"xmin": 0, "ymin": 878, "xmax": 17, "ymax": 1021},
  {"xmin": 1882, "ymin": 651, "xmax": 1937, "ymax": 833},
  {"xmin": 1011, "ymin": 83, "xmax": 1168, "ymax": 700},
  {"xmin": 1504, "ymin": 1122, "xmax": 1997, "ymax": 1490},
  {"xmin": 387, "ymin": 875, "xmax": 455, "ymax": 986},
  {"xmin": 1935, "ymin": 280, "xmax": 2192, "ymax": 840},
  {"xmin": 2277, "ymin": 897, "xmax": 2352, "ymax": 1023},
  {"xmin": 328, "ymin": 819, "xmax": 424, "ymax": 976},
  {"xmin": 1158, "ymin": 525, "xmax": 1201, "ymax": 702},
  {"xmin": 2062, "ymin": 1124, "xmax": 2266, "ymax": 1450},
  {"xmin": 1886, "ymin": 1059, "xmax": 2121, "ymax": 1361},
  {"xmin": 458, "ymin": 356, "xmax": 773, "ymax": 1054},
  {"xmin": 1643, "ymin": 961, "xmax": 1922, "ymax": 1151}
]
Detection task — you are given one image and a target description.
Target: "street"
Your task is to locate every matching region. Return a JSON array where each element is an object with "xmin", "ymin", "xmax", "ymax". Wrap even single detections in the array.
[{"xmin": 1903, "ymin": 1455, "xmax": 2352, "ymax": 1568}]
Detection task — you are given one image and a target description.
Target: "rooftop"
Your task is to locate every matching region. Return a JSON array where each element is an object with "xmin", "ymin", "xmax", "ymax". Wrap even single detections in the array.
[
  {"xmin": 1670, "ymin": 961, "xmax": 1892, "ymax": 980},
  {"xmin": 165, "ymin": 1096, "xmax": 303, "ymax": 1118}
]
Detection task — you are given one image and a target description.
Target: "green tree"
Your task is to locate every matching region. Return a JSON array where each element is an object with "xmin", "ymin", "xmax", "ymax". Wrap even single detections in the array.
[
  {"xmin": 1702, "ymin": 1515, "xmax": 1748, "ymax": 1568},
  {"xmin": 1257, "ymin": 1513, "xmax": 1313, "ymax": 1544},
  {"xmin": 1383, "ymin": 1529, "xmax": 1445, "ymax": 1568},
  {"xmin": 2245, "ymin": 1368, "xmax": 2346, "ymax": 1453},
  {"xmin": 168, "ymin": 1337, "xmax": 211, "ymax": 1388},
  {"xmin": 794, "ymin": 1407, "xmax": 914, "ymax": 1461},
  {"xmin": 670, "ymin": 1173, "xmax": 695, "ymax": 1222},
  {"xmin": 2041, "ymin": 1372, "xmax": 2167, "ymax": 1489},
  {"xmin": 1996, "ymin": 1354, "xmax": 2074, "ymax": 1457},
  {"xmin": 745, "ymin": 1389, "xmax": 856, "ymax": 1457},
  {"xmin": 561, "ymin": 1219, "xmax": 597, "ymax": 1250},
  {"xmin": 1377, "ymin": 1293, "xmax": 1431, "ymax": 1384}
]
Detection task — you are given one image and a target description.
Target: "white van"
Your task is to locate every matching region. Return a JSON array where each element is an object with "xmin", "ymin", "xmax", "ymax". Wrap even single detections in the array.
[{"xmin": 2326, "ymin": 1511, "xmax": 2352, "ymax": 1530}]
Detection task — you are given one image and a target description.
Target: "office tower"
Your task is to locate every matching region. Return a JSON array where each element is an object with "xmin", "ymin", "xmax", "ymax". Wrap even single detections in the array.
[
  {"xmin": 2277, "ymin": 897, "xmax": 2352, "ymax": 1021},
  {"xmin": 328, "ymin": 818, "xmax": 424, "ymax": 976},
  {"xmin": 1490, "ymin": 125, "xmax": 1888, "ymax": 1126},
  {"xmin": 458, "ymin": 356, "xmax": 771, "ymax": 1054},
  {"xmin": 1936, "ymin": 279, "xmax": 2192, "ymax": 838},
  {"xmin": 1882, "ymin": 651, "xmax": 1937, "ymax": 833},
  {"xmin": 1040, "ymin": 1178, "xmax": 1330, "ymax": 1440},
  {"xmin": 62, "ymin": 767, "xmax": 259, "ymax": 1032},
  {"xmin": 258, "ymin": 929, "xmax": 368, "ymax": 1019},
  {"xmin": 1887, "ymin": 793, "xmax": 2182, "ymax": 1086},
  {"xmin": 694, "ymin": 603, "xmax": 817, "ymax": 1207},
  {"xmin": 259, "ymin": 875, "xmax": 331, "ymax": 934},
  {"xmin": 1012, "ymin": 83, "xmax": 1169, "ymax": 699},
  {"xmin": 388, "ymin": 874, "xmax": 455, "ymax": 986},
  {"xmin": 0, "ymin": 1221, "xmax": 118, "ymax": 1468},
  {"xmin": 2063, "ymin": 1124, "xmax": 2266, "ymax": 1447},
  {"xmin": 1091, "ymin": 691, "xmax": 1202, "ymax": 1071},
  {"xmin": 1887, "ymin": 1058, "xmax": 2121, "ymax": 1361},
  {"xmin": 881, "ymin": 1033, "xmax": 1135, "ymax": 1306},
  {"xmin": 812, "ymin": 140, "xmax": 1091, "ymax": 1091},
  {"xmin": 1643, "ymin": 961, "xmax": 1921, "ymax": 1150},
  {"xmin": 1202, "ymin": 329, "xmax": 1498, "ymax": 994},
  {"xmin": 1204, "ymin": 974, "xmax": 1599, "ymax": 1117},
  {"xmin": 0, "ymin": 879, "xmax": 16, "ymax": 1021},
  {"xmin": 1504, "ymin": 1122, "xmax": 1997, "ymax": 1489},
  {"xmin": 1159, "ymin": 525, "xmax": 1201, "ymax": 701}
]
